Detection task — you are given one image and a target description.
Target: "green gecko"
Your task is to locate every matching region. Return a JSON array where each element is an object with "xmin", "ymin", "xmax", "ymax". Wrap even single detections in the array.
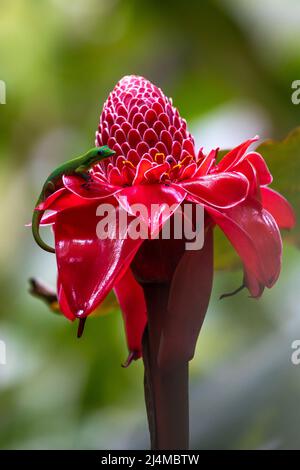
[{"xmin": 32, "ymin": 145, "xmax": 115, "ymax": 253}]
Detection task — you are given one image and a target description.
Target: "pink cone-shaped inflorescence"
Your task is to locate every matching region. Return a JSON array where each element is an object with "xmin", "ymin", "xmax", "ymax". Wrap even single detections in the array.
[{"xmin": 95, "ymin": 75, "xmax": 197, "ymax": 186}]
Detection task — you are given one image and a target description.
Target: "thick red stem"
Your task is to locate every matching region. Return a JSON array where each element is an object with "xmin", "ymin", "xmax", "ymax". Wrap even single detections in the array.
[{"xmin": 142, "ymin": 283, "xmax": 189, "ymax": 450}]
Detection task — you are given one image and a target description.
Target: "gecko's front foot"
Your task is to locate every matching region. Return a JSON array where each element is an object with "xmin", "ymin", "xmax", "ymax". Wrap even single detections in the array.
[
  {"xmin": 81, "ymin": 181, "xmax": 94, "ymax": 190},
  {"xmin": 78, "ymin": 172, "xmax": 93, "ymax": 183},
  {"xmin": 79, "ymin": 172, "xmax": 94, "ymax": 189}
]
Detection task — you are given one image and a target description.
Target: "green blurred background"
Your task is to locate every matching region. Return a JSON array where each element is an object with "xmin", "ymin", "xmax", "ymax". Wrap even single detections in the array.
[{"xmin": 1, "ymin": 0, "xmax": 300, "ymax": 449}]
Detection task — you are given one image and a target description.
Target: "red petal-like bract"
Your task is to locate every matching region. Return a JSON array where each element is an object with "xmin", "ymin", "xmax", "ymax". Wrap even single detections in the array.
[
  {"xmin": 54, "ymin": 201, "xmax": 143, "ymax": 317},
  {"xmin": 114, "ymin": 269, "xmax": 147, "ymax": 360},
  {"xmin": 207, "ymin": 199, "xmax": 283, "ymax": 297},
  {"xmin": 261, "ymin": 187, "xmax": 296, "ymax": 229},
  {"xmin": 116, "ymin": 184, "xmax": 186, "ymax": 238},
  {"xmin": 180, "ymin": 172, "xmax": 249, "ymax": 208}
]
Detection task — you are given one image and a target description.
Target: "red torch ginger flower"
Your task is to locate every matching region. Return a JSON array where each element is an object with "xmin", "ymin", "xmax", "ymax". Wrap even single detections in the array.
[{"xmin": 38, "ymin": 75, "xmax": 295, "ymax": 363}]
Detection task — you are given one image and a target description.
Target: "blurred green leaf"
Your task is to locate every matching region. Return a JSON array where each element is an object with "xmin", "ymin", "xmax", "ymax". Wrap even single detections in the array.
[
  {"xmin": 257, "ymin": 128, "xmax": 300, "ymax": 246},
  {"xmin": 214, "ymin": 226, "xmax": 241, "ymax": 271}
]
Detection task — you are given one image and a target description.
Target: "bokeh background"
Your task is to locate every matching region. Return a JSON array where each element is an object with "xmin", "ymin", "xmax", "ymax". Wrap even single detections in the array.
[{"xmin": 1, "ymin": 0, "xmax": 300, "ymax": 449}]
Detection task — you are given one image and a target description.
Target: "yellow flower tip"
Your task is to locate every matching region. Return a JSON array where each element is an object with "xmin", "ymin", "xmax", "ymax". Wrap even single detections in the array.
[
  {"xmin": 172, "ymin": 163, "xmax": 182, "ymax": 171},
  {"xmin": 122, "ymin": 159, "xmax": 135, "ymax": 169},
  {"xmin": 154, "ymin": 152, "xmax": 165, "ymax": 163},
  {"xmin": 180, "ymin": 155, "xmax": 193, "ymax": 166}
]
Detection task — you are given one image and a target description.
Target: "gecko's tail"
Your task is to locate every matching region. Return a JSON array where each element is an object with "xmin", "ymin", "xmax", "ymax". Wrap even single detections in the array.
[{"xmin": 32, "ymin": 209, "xmax": 55, "ymax": 253}]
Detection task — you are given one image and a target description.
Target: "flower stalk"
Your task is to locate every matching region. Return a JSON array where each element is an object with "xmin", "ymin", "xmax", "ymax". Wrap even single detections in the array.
[{"xmin": 142, "ymin": 283, "xmax": 189, "ymax": 450}]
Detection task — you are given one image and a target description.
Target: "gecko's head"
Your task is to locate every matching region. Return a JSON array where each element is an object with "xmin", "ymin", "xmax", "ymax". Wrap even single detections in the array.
[{"xmin": 87, "ymin": 146, "xmax": 115, "ymax": 167}]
